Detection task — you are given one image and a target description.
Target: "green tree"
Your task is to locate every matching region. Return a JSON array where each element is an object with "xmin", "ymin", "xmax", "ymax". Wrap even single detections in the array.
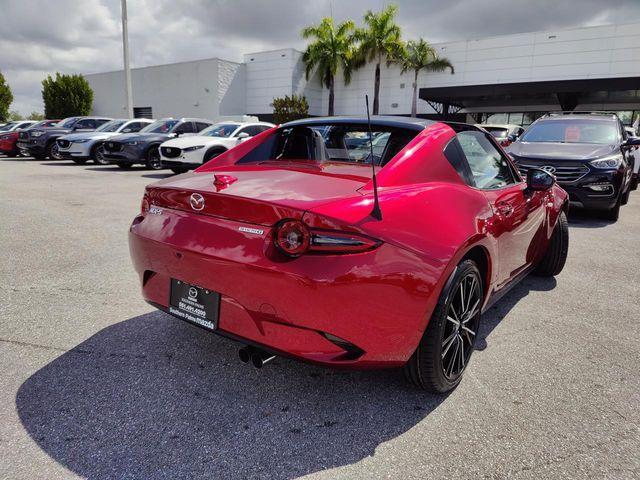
[
  {"xmin": 400, "ymin": 39, "xmax": 454, "ymax": 117},
  {"xmin": 302, "ymin": 17, "xmax": 357, "ymax": 116},
  {"xmin": 0, "ymin": 71, "xmax": 13, "ymax": 122},
  {"xmin": 354, "ymin": 5, "xmax": 404, "ymax": 115},
  {"xmin": 28, "ymin": 112, "xmax": 45, "ymax": 121},
  {"xmin": 271, "ymin": 95, "xmax": 309, "ymax": 124},
  {"xmin": 8, "ymin": 110, "xmax": 23, "ymax": 121},
  {"xmin": 42, "ymin": 73, "xmax": 94, "ymax": 118}
]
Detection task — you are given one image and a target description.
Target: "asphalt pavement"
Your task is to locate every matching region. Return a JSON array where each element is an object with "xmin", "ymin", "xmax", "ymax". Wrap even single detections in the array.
[{"xmin": 0, "ymin": 156, "xmax": 639, "ymax": 479}]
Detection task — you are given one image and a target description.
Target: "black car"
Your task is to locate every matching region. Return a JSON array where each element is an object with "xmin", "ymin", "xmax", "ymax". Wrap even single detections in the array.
[
  {"xmin": 19, "ymin": 116, "xmax": 112, "ymax": 159},
  {"xmin": 102, "ymin": 118, "xmax": 214, "ymax": 170},
  {"xmin": 508, "ymin": 113, "xmax": 639, "ymax": 221}
]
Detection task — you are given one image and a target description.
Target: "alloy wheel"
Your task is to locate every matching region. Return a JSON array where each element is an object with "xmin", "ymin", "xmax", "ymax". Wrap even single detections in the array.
[
  {"xmin": 95, "ymin": 145, "xmax": 108, "ymax": 165},
  {"xmin": 441, "ymin": 272, "xmax": 481, "ymax": 379},
  {"xmin": 148, "ymin": 149, "xmax": 162, "ymax": 170},
  {"xmin": 50, "ymin": 143, "xmax": 61, "ymax": 160}
]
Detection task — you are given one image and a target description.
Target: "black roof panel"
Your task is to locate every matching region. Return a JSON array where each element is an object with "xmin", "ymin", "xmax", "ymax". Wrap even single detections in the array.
[{"xmin": 282, "ymin": 116, "xmax": 436, "ymax": 131}]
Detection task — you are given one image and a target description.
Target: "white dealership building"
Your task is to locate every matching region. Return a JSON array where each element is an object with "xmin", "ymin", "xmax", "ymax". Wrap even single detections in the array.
[{"xmin": 85, "ymin": 21, "xmax": 640, "ymax": 127}]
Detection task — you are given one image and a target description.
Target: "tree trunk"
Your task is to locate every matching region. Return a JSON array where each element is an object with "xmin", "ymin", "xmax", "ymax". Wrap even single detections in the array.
[
  {"xmin": 411, "ymin": 69, "xmax": 418, "ymax": 117},
  {"xmin": 373, "ymin": 58, "xmax": 381, "ymax": 115},
  {"xmin": 328, "ymin": 74, "xmax": 335, "ymax": 116}
]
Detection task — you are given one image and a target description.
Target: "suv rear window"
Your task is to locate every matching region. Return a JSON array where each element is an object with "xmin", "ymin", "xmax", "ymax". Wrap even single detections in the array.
[{"xmin": 520, "ymin": 119, "xmax": 618, "ymax": 145}]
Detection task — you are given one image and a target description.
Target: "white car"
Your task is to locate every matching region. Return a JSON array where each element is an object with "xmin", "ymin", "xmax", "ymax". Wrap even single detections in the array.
[
  {"xmin": 159, "ymin": 121, "xmax": 275, "ymax": 173},
  {"xmin": 0, "ymin": 120, "xmax": 37, "ymax": 132},
  {"xmin": 56, "ymin": 118, "xmax": 154, "ymax": 164}
]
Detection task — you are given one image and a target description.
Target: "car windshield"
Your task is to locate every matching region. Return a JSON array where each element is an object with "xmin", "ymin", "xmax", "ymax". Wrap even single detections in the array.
[
  {"xmin": 239, "ymin": 123, "xmax": 419, "ymax": 166},
  {"xmin": 201, "ymin": 123, "xmax": 239, "ymax": 137},
  {"xmin": 0, "ymin": 122, "xmax": 17, "ymax": 131},
  {"xmin": 97, "ymin": 120, "xmax": 127, "ymax": 132},
  {"xmin": 59, "ymin": 117, "xmax": 81, "ymax": 129},
  {"xmin": 483, "ymin": 127, "xmax": 509, "ymax": 139},
  {"xmin": 520, "ymin": 119, "xmax": 618, "ymax": 144},
  {"xmin": 140, "ymin": 120, "xmax": 179, "ymax": 134}
]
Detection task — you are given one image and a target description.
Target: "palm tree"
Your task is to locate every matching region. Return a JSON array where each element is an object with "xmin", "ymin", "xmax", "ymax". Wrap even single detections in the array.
[
  {"xmin": 301, "ymin": 17, "xmax": 357, "ymax": 116},
  {"xmin": 401, "ymin": 39, "xmax": 454, "ymax": 117},
  {"xmin": 354, "ymin": 5, "xmax": 404, "ymax": 115}
]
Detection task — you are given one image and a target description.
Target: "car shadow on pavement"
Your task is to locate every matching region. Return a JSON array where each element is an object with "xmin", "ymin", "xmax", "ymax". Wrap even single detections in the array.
[
  {"xmin": 17, "ymin": 311, "xmax": 446, "ymax": 479},
  {"xmin": 566, "ymin": 207, "xmax": 613, "ymax": 228},
  {"xmin": 475, "ymin": 275, "xmax": 557, "ymax": 350},
  {"xmin": 84, "ymin": 166, "xmax": 149, "ymax": 172}
]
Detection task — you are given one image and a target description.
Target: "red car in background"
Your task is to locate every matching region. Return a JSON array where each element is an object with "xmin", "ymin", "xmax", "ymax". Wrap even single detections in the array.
[
  {"xmin": 129, "ymin": 116, "xmax": 569, "ymax": 392},
  {"xmin": 0, "ymin": 120, "xmax": 59, "ymax": 157}
]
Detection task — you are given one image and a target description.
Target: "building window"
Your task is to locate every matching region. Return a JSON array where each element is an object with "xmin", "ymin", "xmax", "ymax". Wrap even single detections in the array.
[{"xmin": 133, "ymin": 107, "xmax": 153, "ymax": 119}]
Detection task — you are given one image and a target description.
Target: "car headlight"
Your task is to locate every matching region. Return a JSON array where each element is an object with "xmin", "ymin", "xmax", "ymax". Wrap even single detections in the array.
[
  {"xmin": 31, "ymin": 131, "xmax": 43, "ymax": 137},
  {"xmin": 74, "ymin": 139, "xmax": 90, "ymax": 144},
  {"xmin": 183, "ymin": 145, "xmax": 204, "ymax": 152},
  {"xmin": 125, "ymin": 141, "xmax": 138, "ymax": 146},
  {"xmin": 590, "ymin": 154, "xmax": 622, "ymax": 169}
]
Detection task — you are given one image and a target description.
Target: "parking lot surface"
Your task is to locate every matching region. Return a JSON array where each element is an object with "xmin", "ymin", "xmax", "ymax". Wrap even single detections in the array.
[{"xmin": 1, "ymin": 156, "xmax": 639, "ymax": 479}]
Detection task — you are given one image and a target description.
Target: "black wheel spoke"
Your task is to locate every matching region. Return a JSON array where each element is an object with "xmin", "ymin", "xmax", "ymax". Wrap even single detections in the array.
[{"xmin": 441, "ymin": 271, "xmax": 481, "ymax": 380}]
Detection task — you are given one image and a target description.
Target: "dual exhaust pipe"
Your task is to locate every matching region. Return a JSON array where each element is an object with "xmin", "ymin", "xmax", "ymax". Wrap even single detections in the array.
[{"xmin": 238, "ymin": 345, "xmax": 276, "ymax": 368}]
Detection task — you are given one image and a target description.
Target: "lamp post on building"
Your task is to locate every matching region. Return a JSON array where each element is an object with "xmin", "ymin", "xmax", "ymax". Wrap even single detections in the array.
[{"xmin": 121, "ymin": 0, "xmax": 133, "ymax": 118}]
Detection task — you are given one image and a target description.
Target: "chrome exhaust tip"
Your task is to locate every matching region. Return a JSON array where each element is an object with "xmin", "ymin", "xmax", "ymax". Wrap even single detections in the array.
[
  {"xmin": 238, "ymin": 346, "xmax": 254, "ymax": 363},
  {"xmin": 251, "ymin": 350, "xmax": 276, "ymax": 368}
]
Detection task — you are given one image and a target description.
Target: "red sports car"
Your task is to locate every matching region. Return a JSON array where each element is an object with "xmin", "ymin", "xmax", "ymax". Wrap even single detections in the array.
[{"xmin": 129, "ymin": 116, "xmax": 569, "ymax": 392}]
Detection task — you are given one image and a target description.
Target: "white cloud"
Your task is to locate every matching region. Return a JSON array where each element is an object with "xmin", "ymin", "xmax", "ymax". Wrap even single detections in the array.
[{"xmin": 1, "ymin": 0, "xmax": 639, "ymax": 115}]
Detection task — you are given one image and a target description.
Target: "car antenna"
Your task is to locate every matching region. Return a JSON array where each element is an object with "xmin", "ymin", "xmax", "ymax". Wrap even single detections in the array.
[{"xmin": 365, "ymin": 94, "xmax": 383, "ymax": 220}]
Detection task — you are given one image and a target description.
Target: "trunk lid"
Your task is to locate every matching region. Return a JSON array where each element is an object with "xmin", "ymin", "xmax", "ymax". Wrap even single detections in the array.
[{"xmin": 147, "ymin": 163, "xmax": 372, "ymax": 225}]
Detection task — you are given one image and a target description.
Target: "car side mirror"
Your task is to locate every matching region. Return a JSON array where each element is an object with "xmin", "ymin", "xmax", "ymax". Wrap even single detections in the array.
[
  {"xmin": 526, "ymin": 168, "xmax": 555, "ymax": 191},
  {"xmin": 236, "ymin": 132, "xmax": 250, "ymax": 141},
  {"xmin": 122, "ymin": 128, "xmax": 132, "ymax": 133},
  {"xmin": 507, "ymin": 134, "xmax": 518, "ymax": 143}
]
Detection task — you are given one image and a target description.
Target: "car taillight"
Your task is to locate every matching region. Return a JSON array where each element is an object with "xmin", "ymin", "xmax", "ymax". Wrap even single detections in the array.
[
  {"xmin": 274, "ymin": 220, "xmax": 381, "ymax": 257},
  {"xmin": 140, "ymin": 193, "xmax": 150, "ymax": 214},
  {"xmin": 274, "ymin": 220, "xmax": 310, "ymax": 257}
]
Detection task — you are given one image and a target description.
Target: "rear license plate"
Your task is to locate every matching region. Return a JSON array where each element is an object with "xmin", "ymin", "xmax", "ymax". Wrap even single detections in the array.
[{"xmin": 169, "ymin": 279, "xmax": 220, "ymax": 331}]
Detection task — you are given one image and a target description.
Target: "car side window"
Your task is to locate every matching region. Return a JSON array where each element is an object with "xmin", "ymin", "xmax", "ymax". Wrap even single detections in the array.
[
  {"xmin": 457, "ymin": 130, "xmax": 518, "ymax": 189},
  {"xmin": 174, "ymin": 122, "xmax": 196, "ymax": 134},
  {"xmin": 96, "ymin": 119, "xmax": 110, "ymax": 127},
  {"xmin": 236, "ymin": 126, "xmax": 259, "ymax": 137},
  {"xmin": 76, "ymin": 119, "xmax": 96, "ymax": 129},
  {"xmin": 126, "ymin": 122, "xmax": 145, "ymax": 132},
  {"xmin": 195, "ymin": 122, "xmax": 210, "ymax": 132}
]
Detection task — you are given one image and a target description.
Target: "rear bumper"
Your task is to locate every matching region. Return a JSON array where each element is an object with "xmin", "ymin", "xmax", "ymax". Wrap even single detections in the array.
[{"xmin": 128, "ymin": 208, "xmax": 440, "ymax": 368}]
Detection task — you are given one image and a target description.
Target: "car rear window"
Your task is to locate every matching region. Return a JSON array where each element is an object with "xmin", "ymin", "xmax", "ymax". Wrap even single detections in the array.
[{"xmin": 259, "ymin": 124, "xmax": 419, "ymax": 166}]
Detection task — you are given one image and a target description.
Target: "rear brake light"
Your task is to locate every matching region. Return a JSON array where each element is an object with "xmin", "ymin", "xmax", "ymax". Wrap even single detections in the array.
[
  {"xmin": 140, "ymin": 193, "xmax": 150, "ymax": 214},
  {"xmin": 274, "ymin": 220, "xmax": 381, "ymax": 257}
]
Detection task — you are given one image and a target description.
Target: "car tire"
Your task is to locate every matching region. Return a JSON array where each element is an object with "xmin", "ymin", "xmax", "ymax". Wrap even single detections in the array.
[
  {"xmin": 146, "ymin": 146, "xmax": 163, "ymax": 170},
  {"xmin": 534, "ymin": 211, "xmax": 569, "ymax": 277},
  {"xmin": 620, "ymin": 187, "xmax": 630, "ymax": 206},
  {"xmin": 117, "ymin": 163, "xmax": 132, "ymax": 169},
  {"xmin": 630, "ymin": 176, "xmax": 638, "ymax": 191},
  {"xmin": 92, "ymin": 143, "xmax": 109, "ymax": 165},
  {"xmin": 47, "ymin": 141, "xmax": 62, "ymax": 160},
  {"xmin": 203, "ymin": 147, "xmax": 226, "ymax": 163},
  {"xmin": 404, "ymin": 259, "xmax": 483, "ymax": 393}
]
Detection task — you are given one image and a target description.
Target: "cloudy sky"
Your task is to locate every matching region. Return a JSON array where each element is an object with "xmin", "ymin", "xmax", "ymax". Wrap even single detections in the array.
[{"xmin": 2, "ymin": 0, "xmax": 640, "ymax": 115}]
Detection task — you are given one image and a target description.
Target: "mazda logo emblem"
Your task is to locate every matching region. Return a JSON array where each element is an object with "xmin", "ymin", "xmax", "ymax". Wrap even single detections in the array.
[
  {"xmin": 188, "ymin": 287, "xmax": 198, "ymax": 299},
  {"xmin": 190, "ymin": 193, "xmax": 205, "ymax": 211},
  {"xmin": 541, "ymin": 165, "xmax": 556, "ymax": 174}
]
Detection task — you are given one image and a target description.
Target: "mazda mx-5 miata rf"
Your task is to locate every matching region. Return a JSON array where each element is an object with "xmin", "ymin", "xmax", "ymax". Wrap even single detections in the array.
[{"xmin": 129, "ymin": 116, "xmax": 569, "ymax": 392}]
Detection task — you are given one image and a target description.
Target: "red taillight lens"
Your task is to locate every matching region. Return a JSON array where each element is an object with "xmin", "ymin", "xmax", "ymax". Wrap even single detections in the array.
[
  {"xmin": 140, "ymin": 193, "xmax": 150, "ymax": 214},
  {"xmin": 274, "ymin": 220, "xmax": 311, "ymax": 257},
  {"xmin": 274, "ymin": 220, "xmax": 381, "ymax": 257}
]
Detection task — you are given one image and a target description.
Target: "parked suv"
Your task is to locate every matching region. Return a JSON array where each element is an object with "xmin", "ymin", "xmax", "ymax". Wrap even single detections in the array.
[
  {"xmin": 508, "ymin": 113, "xmax": 638, "ymax": 221},
  {"xmin": 102, "ymin": 118, "xmax": 214, "ymax": 169},
  {"xmin": 56, "ymin": 118, "xmax": 154, "ymax": 165},
  {"xmin": 159, "ymin": 120, "xmax": 274, "ymax": 173},
  {"xmin": 20, "ymin": 116, "xmax": 112, "ymax": 159},
  {"xmin": 0, "ymin": 120, "xmax": 44, "ymax": 156}
]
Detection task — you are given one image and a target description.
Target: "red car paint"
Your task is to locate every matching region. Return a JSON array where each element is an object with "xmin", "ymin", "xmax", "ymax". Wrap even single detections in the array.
[
  {"xmin": 129, "ymin": 119, "xmax": 568, "ymax": 368},
  {"xmin": 0, "ymin": 131, "xmax": 19, "ymax": 155}
]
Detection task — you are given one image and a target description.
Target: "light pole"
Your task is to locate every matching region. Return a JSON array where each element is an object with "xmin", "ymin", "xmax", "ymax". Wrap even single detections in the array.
[{"xmin": 121, "ymin": 0, "xmax": 133, "ymax": 118}]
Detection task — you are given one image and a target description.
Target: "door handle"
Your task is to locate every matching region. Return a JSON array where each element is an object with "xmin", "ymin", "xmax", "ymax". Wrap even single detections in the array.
[{"xmin": 496, "ymin": 202, "xmax": 514, "ymax": 217}]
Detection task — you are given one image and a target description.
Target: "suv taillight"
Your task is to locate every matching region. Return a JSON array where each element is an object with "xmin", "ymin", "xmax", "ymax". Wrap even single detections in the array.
[{"xmin": 273, "ymin": 220, "xmax": 381, "ymax": 257}]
